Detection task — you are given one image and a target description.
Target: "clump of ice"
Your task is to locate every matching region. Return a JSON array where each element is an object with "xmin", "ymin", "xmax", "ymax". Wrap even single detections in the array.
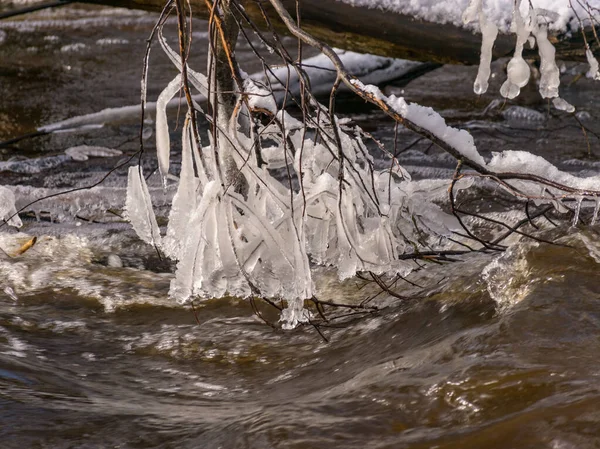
[
  {"xmin": 0, "ymin": 186, "xmax": 22, "ymax": 228},
  {"xmin": 128, "ymin": 42, "xmax": 595, "ymax": 329},
  {"xmin": 123, "ymin": 6, "xmax": 600, "ymax": 328},
  {"xmin": 586, "ymin": 47, "xmax": 600, "ymax": 80},
  {"xmin": 60, "ymin": 43, "xmax": 86, "ymax": 53},
  {"xmin": 107, "ymin": 254, "xmax": 123, "ymax": 268},
  {"xmin": 65, "ymin": 145, "xmax": 122, "ymax": 161},
  {"xmin": 552, "ymin": 97, "xmax": 575, "ymax": 113},
  {"xmin": 482, "ymin": 242, "xmax": 538, "ymax": 310},
  {"xmin": 280, "ymin": 298, "xmax": 311, "ymax": 330},
  {"xmin": 96, "ymin": 38, "xmax": 129, "ymax": 46},
  {"xmin": 502, "ymin": 106, "xmax": 546, "ymax": 122}
]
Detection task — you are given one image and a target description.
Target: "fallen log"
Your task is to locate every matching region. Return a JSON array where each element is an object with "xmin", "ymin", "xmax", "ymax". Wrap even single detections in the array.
[{"xmin": 82, "ymin": 0, "xmax": 599, "ymax": 64}]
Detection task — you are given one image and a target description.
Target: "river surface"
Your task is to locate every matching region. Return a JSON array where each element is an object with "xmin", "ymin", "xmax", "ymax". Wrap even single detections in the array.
[{"xmin": 1, "ymin": 3, "xmax": 600, "ymax": 449}]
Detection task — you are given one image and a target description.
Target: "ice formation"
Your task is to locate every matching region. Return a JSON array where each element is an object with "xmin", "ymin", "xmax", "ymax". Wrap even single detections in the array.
[
  {"xmin": 126, "ymin": 40, "xmax": 461, "ymax": 329},
  {"xmin": 586, "ymin": 47, "xmax": 600, "ymax": 80},
  {"xmin": 155, "ymin": 74, "xmax": 183, "ymax": 185},
  {"xmin": 552, "ymin": 97, "xmax": 575, "ymax": 112},
  {"xmin": 468, "ymin": 0, "xmax": 595, "ymax": 110},
  {"xmin": 125, "ymin": 166, "xmax": 161, "ymax": 247},
  {"xmin": 499, "ymin": 0, "xmax": 532, "ymax": 99},
  {"xmin": 463, "ymin": 0, "xmax": 498, "ymax": 94},
  {"xmin": 502, "ymin": 105, "xmax": 546, "ymax": 122},
  {"xmin": 64, "ymin": 145, "xmax": 122, "ymax": 161},
  {"xmin": 0, "ymin": 155, "xmax": 68, "ymax": 174},
  {"xmin": 533, "ymin": 22, "xmax": 560, "ymax": 99},
  {"xmin": 0, "ymin": 186, "xmax": 22, "ymax": 228},
  {"xmin": 123, "ymin": 1, "xmax": 600, "ymax": 329},
  {"xmin": 391, "ymin": 95, "xmax": 486, "ymax": 166}
]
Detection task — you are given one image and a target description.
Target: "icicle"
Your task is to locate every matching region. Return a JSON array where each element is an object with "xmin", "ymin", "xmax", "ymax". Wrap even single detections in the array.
[
  {"xmin": 158, "ymin": 28, "xmax": 209, "ymax": 96},
  {"xmin": 572, "ymin": 197, "xmax": 583, "ymax": 227},
  {"xmin": 169, "ymin": 181, "xmax": 221, "ymax": 303},
  {"xmin": 592, "ymin": 198, "xmax": 600, "ymax": 226},
  {"xmin": 474, "ymin": 19, "xmax": 498, "ymax": 95},
  {"xmin": 280, "ymin": 298, "xmax": 310, "ymax": 330},
  {"xmin": 212, "ymin": 199, "xmax": 251, "ymax": 298},
  {"xmin": 500, "ymin": 0, "xmax": 531, "ymax": 99},
  {"xmin": 464, "ymin": 0, "xmax": 498, "ymax": 95},
  {"xmin": 586, "ymin": 47, "xmax": 600, "ymax": 81},
  {"xmin": 162, "ymin": 119, "xmax": 198, "ymax": 260},
  {"xmin": 533, "ymin": 23, "xmax": 560, "ymax": 99},
  {"xmin": 156, "ymin": 73, "xmax": 183, "ymax": 188},
  {"xmin": 552, "ymin": 198, "xmax": 569, "ymax": 214},
  {"xmin": 125, "ymin": 166, "xmax": 162, "ymax": 246}
]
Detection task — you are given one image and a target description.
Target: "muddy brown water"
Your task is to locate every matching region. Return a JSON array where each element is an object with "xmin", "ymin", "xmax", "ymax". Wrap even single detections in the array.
[{"xmin": 1, "ymin": 4, "xmax": 600, "ymax": 449}]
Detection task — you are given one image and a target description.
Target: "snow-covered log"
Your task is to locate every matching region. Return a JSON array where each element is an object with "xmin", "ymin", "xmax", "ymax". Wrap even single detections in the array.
[{"xmin": 84, "ymin": 0, "xmax": 599, "ymax": 64}]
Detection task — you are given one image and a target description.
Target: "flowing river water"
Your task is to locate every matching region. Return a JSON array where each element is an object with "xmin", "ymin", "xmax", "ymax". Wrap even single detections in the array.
[{"xmin": 1, "ymin": 3, "xmax": 600, "ymax": 448}]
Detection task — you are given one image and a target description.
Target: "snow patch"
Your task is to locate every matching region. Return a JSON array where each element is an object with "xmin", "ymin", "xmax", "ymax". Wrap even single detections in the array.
[{"xmin": 336, "ymin": 0, "xmax": 599, "ymax": 32}]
